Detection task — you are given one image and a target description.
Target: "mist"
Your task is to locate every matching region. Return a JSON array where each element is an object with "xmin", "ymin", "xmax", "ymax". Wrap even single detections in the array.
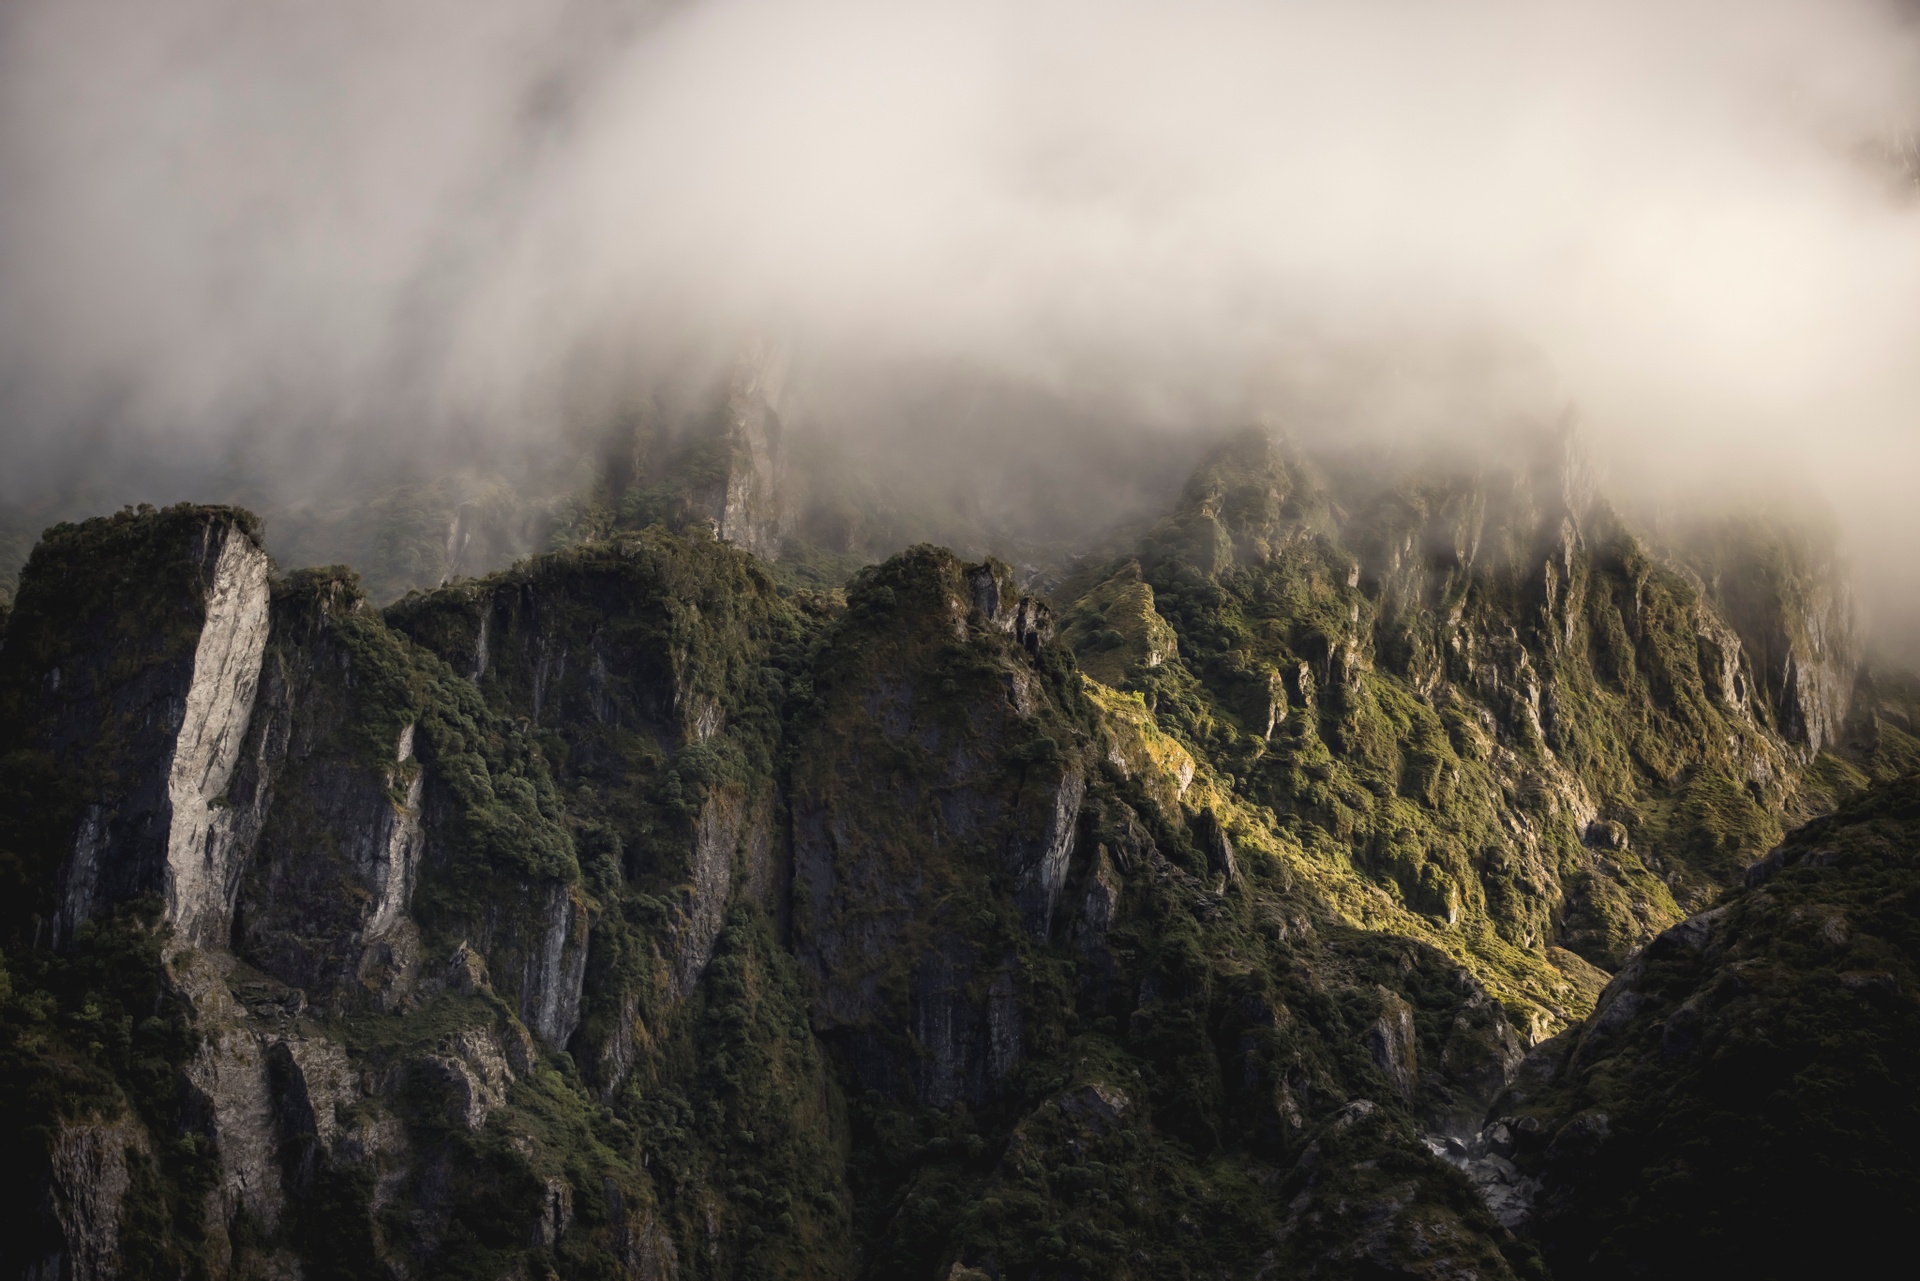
[{"xmin": 2, "ymin": 0, "xmax": 1919, "ymax": 636}]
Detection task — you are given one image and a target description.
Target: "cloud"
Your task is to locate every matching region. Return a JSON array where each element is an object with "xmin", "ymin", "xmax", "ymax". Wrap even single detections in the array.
[{"xmin": 3, "ymin": 0, "xmax": 1918, "ymax": 626}]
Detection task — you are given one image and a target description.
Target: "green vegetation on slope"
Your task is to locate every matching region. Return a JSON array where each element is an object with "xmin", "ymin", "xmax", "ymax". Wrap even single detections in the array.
[
  {"xmin": 0, "ymin": 424, "xmax": 1911, "ymax": 1281},
  {"xmin": 1057, "ymin": 432, "xmax": 1885, "ymax": 1002},
  {"xmin": 1506, "ymin": 771, "xmax": 1920, "ymax": 1280}
]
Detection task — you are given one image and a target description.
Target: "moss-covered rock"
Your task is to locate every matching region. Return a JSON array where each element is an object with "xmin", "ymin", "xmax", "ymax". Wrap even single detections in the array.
[
  {"xmin": 1504, "ymin": 771, "xmax": 1920, "ymax": 1279},
  {"xmin": 0, "ymin": 511, "xmax": 849, "ymax": 1280},
  {"xmin": 0, "ymin": 504, "xmax": 271, "ymax": 950},
  {"xmin": 0, "ymin": 430, "xmax": 1910, "ymax": 1280},
  {"xmin": 1064, "ymin": 429, "xmax": 1874, "ymax": 991}
]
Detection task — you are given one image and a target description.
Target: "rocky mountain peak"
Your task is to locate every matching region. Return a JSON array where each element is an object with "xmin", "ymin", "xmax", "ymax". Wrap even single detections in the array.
[{"xmin": 592, "ymin": 348, "xmax": 792, "ymax": 558}]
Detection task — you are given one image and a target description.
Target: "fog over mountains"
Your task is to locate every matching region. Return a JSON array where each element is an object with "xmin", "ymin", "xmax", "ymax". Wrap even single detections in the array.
[
  {"xmin": 2, "ymin": 0, "xmax": 1919, "ymax": 619},
  {"xmin": 9, "ymin": 6, "xmax": 1920, "ymax": 1279}
]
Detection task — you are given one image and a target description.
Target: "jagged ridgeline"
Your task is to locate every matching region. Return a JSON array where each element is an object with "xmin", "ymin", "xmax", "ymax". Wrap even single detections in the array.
[
  {"xmin": 1062, "ymin": 430, "xmax": 1917, "ymax": 981},
  {"xmin": 1, "ymin": 427, "xmax": 1917, "ymax": 1281}
]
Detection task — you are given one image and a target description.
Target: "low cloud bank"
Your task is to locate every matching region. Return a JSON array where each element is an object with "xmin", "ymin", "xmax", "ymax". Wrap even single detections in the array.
[{"xmin": 2, "ymin": 0, "xmax": 1917, "ymax": 636}]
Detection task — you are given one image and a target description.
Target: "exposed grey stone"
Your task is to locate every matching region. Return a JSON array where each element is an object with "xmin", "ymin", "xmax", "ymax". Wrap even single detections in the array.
[
  {"xmin": 42, "ymin": 1118, "xmax": 147, "ymax": 1281},
  {"xmin": 1366, "ymin": 991, "xmax": 1418, "ymax": 1102}
]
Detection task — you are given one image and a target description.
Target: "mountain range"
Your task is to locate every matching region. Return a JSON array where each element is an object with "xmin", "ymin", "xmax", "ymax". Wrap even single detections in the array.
[{"xmin": 3, "ymin": 395, "xmax": 1917, "ymax": 1280}]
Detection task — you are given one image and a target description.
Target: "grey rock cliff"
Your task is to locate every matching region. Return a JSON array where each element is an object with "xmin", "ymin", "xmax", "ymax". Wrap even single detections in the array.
[
  {"xmin": 233, "ymin": 583, "xmax": 430, "ymax": 1014},
  {"xmin": 37, "ymin": 1119, "xmax": 147, "ymax": 1281},
  {"xmin": 162, "ymin": 525, "xmax": 272, "ymax": 947},
  {"xmin": 29, "ymin": 514, "xmax": 273, "ymax": 948},
  {"xmin": 500, "ymin": 880, "xmax": 592, "ymax": 1049}
]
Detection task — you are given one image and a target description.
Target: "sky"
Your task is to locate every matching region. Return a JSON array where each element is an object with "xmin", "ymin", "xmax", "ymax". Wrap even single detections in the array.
[{"xmin": 2, "ymin": 0, "xmax": 1918, "ymax": 637}]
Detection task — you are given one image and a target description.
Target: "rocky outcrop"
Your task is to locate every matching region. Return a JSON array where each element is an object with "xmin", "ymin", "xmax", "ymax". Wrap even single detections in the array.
[
  {"xmin": 1366, "ymin": 990, "xmax": 1419, "ymax": 1102},
  {"xmin": 967, "ymin": 560, "xmax": 1055, "ymax": 653},
  {"xmin": 0, "ymin": 507, "xmax": 272, "ymax": 949},
  {"xmin": 707, "ymin": 354, "xmax": 788, "ymax": 559},
  {"xmin": 490, "ymin": 880, "xmax": 591, "ymax": 1049},
  {"xmin": 424, "ymin": 1026, "xmax": 528, "ymax": 1131},
  {"xmin": 1259, "ymin": 1098, "xmax": 1524, "ymax": 1279},
  {"xmin": 1686, "ymin": 516, "xmax": 1858, "ymax": 757},
  {"xmin": 232, "ymin": 583, "xmax": 431, "ymax": 1014},
  {"xmin": 162, "ymin": 525, "xmax": 273, "ymax": 946},
  {"xmin": 1501, "ymin": 773, "xmax": 1920, "ymax": 1278},
  {"xmin": 1202, "ymin": 810, "xmax": 1240, "ymax": 887},
  {"xmin": 1084, "ymin": 681, "xmax": 1196, "ymax": 811},
  {"xmin": 37, "ymin": 1118, "xmax": 148, "ymax": 1281},
  {"xmin": 1056, "ymin": 564, "xmax": 1180, "ymax": 689},
  {"xmin": 592, "ymin": 349, "xmax": 791, "ymax": 560},
  {"xmin": 792, "ymin": 548, "xmax": 1081, "ymax": 1104},
  {"xmin": 267, "ymin": 1035, "xmax": 355, "ymax": 1169},
  {"xmin": 181, "ymin": 1024, "xmax": 285, "ymax": 1233},
  {"xmin": 1007, "ymin": 767, "xmax": 1085, "ymax": 938}
]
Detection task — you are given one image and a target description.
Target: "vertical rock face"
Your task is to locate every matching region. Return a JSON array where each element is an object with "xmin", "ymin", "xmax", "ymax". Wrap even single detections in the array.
[
  {"xmin": 2, "ymin": 510, "xmax": 851, "ymax": 1281},
  {"xmin": 162, "ymin": 525, "xmax": 273, "ymax": 946},
  {"xmin": 1691, "ymin": 607, "xmax": 1753, "ymax": 718},
  {"xmin": 790, "ymin": 548, "xmax": 1077, "ymax": 1104},
  {"xmin": 232, "ymin": 578, "xmax": 430, "ymax": 1013},
  {"xmin": 181, "ymin": 1024, "xmax": 285, "ymax": 1232},
  {"xmin": 387, "ymin": 533, "xmax": 791, "ymax": 1067},
  {"xmin": 1775, "ymin": 614, "xmax": 1856, "ymax": 756},
  {"xmin": 54, "ymin": 807, "xmax": 115, "ymax": 950},
  {"xmin": 0, "ymin": 506, "xmax": 271, "ymax": 949},
  {"xmin": 36, "ymin": 1120, "xmax": 147, "ymax": 1281},
  {"xmin": 1367, "ymin": 990, "xmax": 1419, "ymax": 1102},
  {"xmin": 1684, "ymin": 515, "xmax": 1859, "ymax": 757},
  {"xmin": 908, "ymin": 939, "xmax": 1025, "ymax": 1109},
  {"xmin": 365, "ymin": 743, "xmax": 426, "ymax": 943},
  {"xmin": 1007, "ymin": 767, "xmax": 1085, "ymax": 938},
  {"xmin": 497, "ymin": 880, "xmax": 592, "ymax": 1048},
  {"xmin": 667, "ymin": 789, "xmax": 746, "ymax": 998},
  {"xmin": 593, "ymin": 347, "xmax": 791, "ymax": 560},
  {"xmin": 709, "ymin": 355, "xmax": 787, "ymax": 559},
  {"xmin": 235, "ymin": 755, "xmax": 427, "ymax": 1011}
]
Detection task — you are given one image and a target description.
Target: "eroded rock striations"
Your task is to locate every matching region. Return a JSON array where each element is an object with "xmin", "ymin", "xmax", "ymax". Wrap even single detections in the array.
[{"xmin": 2, "ymin": 509, "xmax": 276, "ymax": 950}]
